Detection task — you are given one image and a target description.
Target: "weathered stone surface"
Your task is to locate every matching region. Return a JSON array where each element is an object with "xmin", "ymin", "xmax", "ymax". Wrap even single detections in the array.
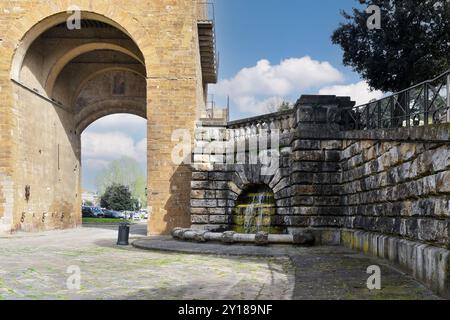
[
  {"xmin": 191, "ymin": 199, "xmax": 217, "ymax": 208},
  {"xmin": 189, "ymin": 96, "xmax": 450, "ymax": 251},
  {"xmin": 0, "ymin": 0, "xmax": 221, "ymax": 236},
  {"xmin": 436, "ymin": 171, "xmax": 450, "ymax": 193},
  {"xmin": 293, "ymin": 230, "xmax": 315, "ymax": 246},
  {"xmin": 209, "ymin": 215, "xmax": 228, "ymax": 224},
  {"xmin": 255, "ymin": 232, "xmax": 269, "ymax": 246},
  {"xmin": 222, "ymin": 231, "xmax": 236, "ymax": 244},
  {"xmin": 191, "ymin": 190, "xmax": 216, "ymax": 199},
  {"xmin": 192, "ymin": 172, "xmax": 208, "ymax": 180},
  {"xmin": 191, "ymin": 215, "xmax": 209, "ymax": 224}
]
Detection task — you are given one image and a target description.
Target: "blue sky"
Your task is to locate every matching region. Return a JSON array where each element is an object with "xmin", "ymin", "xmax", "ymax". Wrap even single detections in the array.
[
  {"xmin": 210, "ymin": 0, "xmax": 383, "ymax": 120},
  {"xmin": 82, "ymin": 0, "xmax": 384, "ymax": 191},
  {"xmin": 215, "ymin": 0, "xmax": 361, "ymax": 79}
]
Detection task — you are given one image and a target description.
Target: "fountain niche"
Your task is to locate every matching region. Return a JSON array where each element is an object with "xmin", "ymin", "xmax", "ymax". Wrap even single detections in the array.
[
  {"xmin": 172, "ymin": 186, "xmax": 314, "ymax": 246},
  {"xmin": 232, "ymin": 185, "xmax": 282, "ymax": 234}
]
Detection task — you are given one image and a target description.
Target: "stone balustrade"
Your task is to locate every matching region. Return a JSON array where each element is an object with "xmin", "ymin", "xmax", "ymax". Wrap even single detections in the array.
[{"xmin": 227, "ymin": 109, "xmax": 296, "ymax": 141}]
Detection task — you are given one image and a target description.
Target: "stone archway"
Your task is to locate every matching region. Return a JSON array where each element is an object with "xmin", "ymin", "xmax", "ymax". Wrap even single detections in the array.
[
  {"xmin": 1, "ymin": 3, "xmax": 205, "ymax": 235},
  {"xmin": 8, "ymin": 16, "xmax": 148, "ymax": 233}
]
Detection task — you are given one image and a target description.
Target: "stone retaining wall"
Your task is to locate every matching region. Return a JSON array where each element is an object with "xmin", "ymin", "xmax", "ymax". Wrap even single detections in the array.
[
  {"xmin": 190, "ymin": 95, "xmax": 450, "ymax": 297},
  {"xmin": 191, "ymin": 97, "xmax": 450, "ymax": 250},
  {"xmin": 341, "ymin": 140, "xmax": 450, "ymax": 248}
]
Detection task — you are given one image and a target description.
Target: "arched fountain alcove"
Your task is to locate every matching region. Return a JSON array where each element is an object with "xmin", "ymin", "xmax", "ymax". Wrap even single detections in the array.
[{"xmin": 232, "ymin": 184, "xmax": 283, "ymax": 234}]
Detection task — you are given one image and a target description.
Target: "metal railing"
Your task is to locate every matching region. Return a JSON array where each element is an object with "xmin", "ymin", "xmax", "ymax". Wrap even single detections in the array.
[
  {"xmin": 342, "ymin": 70, "xmax": 450, "ymax": 131},
  {"xmin": 197, "ymin": 1, "xmax": 219, "ymax": 81},
  {"xmin": 197, "ymin": 1, "xmax": 215, "ymax": 22},
  {"xmin": 202, "ymin": 94, "xmax": 229, "ymax": 121}
]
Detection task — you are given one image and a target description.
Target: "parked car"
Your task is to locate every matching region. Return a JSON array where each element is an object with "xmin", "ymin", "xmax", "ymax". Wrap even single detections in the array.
[
  {"xmin": 91, "ymin": 207, "xmax": 104, "ymax": 217},
  {"xmin": 123, "ymin": 211, "xmax": 134, "ymax": 220},
  {"xmin": 82, "ymin": 206, "xmax": 104, "ymax": 218},
  {"xmin": 140, "ymin": 209, "xmax": 148, "ymax": 220},
  {"xmin": 102, "ymin": 210, "xmax": 126, "ymax": 219}
]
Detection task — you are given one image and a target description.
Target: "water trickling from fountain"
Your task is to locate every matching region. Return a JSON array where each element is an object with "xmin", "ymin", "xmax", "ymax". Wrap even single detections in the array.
[
  {"xmin": 232, "ymin": 185, "xmax": 281, "ymax": 234},
  {"xmin": 243, "ymin": 193, "xmax": 269, "ymax": 233}
]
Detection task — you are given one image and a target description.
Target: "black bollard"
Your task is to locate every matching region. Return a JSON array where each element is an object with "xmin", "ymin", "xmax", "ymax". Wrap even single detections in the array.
[{"xmin": 117, "ymin": 223, "xmax": 130, "ymax": 246}]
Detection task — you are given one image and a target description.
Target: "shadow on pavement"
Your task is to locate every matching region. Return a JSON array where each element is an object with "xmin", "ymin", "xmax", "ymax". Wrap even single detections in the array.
[{"xmin": 82, "ymin": 222, "xmax": 147, "ymax": 235}]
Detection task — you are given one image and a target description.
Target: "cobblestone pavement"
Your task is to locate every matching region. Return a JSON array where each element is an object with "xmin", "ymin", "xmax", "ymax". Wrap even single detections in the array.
[
  {"xmin": 0, "ymin": 224, "xmax": 293, "ymax": 300},
  {"xmin": 0, "ymin": 224, "xmax": 439, "ymax": 300}
]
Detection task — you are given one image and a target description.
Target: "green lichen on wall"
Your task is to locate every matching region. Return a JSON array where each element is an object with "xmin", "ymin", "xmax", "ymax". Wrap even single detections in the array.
[{"xmin": 231, "ymin": 185, "xmax": 283, "ymax": 234}]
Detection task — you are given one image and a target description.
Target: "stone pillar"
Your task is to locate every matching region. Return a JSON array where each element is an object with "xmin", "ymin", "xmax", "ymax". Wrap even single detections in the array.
[
  {"xmin": 289, "ymin": 95, "xmax": 354, "ymax": 235},
  {"xmin": 146, "ymin": 0, "xmax": 205, "ymax": 235},
  {"xmin": 147, "ymin": 79, "xmax": 200, "ymax": 235}
]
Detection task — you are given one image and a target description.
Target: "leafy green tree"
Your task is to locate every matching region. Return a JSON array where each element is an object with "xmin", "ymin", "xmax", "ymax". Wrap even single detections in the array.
[
  {"xmin": 100, "ymin": 184, "xmax": 135, "ymax": 211},
  {"xmin": 133, "ymin": 175, "xmax": 147, "ymax": 209},
  {"xmin": 83, "ymin": 200, "xmax": 94, "ymax": 207},
  {"xmin": 95, "ymin": 157, "xmax": 147, "ymax": 208},
  {"xmin": 277, "ymin": 101, "xmax": 293, "ymax": 112},
  {"xmin": 332, "ymin": 0, "xmax": 450, "ymax": 92}
]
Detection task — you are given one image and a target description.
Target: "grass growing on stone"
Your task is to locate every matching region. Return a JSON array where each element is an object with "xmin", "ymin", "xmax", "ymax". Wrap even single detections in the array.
[{"xmin": 82, "ymin": 218, "xmax": 134, "ymax": 224}]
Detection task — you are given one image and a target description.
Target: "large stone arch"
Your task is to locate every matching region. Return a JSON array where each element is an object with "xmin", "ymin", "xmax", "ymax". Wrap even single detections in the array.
[
  {"xmin": 70, "ymin": 67, "xmax": 146, "ymax": 107},
  {"xmin": 228, "ymin": 165, "xmax": 290, "ymax": 210},
  {"xmin": 6, "ymin": 12, "xmax": 150, "ymax": 233},
  {"xmin": 1, "ymin": 1, "xmax": 204, "ymax": 236},
  {"xmin": 10, "ymin": 9, "xmax": 150, "ymax": 81},
  {"xmin": 45, "ymin": 42, "xmax": 145, "ymax": 95},
  {"xmin": 75, "ymin": 100, "xmax": 147, "ymax": 134}
]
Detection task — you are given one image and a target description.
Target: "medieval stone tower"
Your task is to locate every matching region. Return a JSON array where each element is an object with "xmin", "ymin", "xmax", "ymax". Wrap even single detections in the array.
[{"xmin": 0, "ymin": 0, "xmax": 217, "ymax": 235}]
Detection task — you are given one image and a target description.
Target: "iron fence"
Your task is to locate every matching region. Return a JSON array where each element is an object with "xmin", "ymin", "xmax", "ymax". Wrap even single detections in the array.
[
  {"xmin": 198, "ymin": 1, "xmax": 219, "ymax": 82},
  {"xmin": 342, "ymin": 70, "xmax": 450, "ymax": 131},
  {"xmin": 197, "ymin": 1, "xmax": 215, "ymax": 22}
]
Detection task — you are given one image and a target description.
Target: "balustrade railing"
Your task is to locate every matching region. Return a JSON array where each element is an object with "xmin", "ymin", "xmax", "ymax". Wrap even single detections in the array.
[
  {"xmin": 227, "ymin": 110, "xmax": 296, "ymax": 141},
  {"xmin": 342, "ymin": 70, "xmax": 450, "ymax": 131},
  {"xmin": 223, "ymin": 71, "xmax": 450, "ymax": 138}
]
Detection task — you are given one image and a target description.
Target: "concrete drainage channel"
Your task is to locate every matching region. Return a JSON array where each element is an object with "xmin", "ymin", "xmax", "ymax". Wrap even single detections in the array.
[{"xmin": 170, "ymin": 228, "xmax": 315, "ymax": 246}]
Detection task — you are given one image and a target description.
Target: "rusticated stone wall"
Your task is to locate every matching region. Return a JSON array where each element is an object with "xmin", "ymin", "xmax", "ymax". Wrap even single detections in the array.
[
  {"xmin": 288, "ymin": 137, "xmax": 343, "ymax": 232},
  {"xmin": 190, "ymin": 96, "xmax": 450, "ymax": 250},
  {"xmin": 189, "ymin": 97, "xmax": 450, "ymax": 296},
  {"xmin": 190, "ymin": 121, "xmax": 294, "ymax": 231},
  {"xmin": 190, "ymin": 96, "xmax": 353, "ymax": 235},
  {"xmin": 341, "ymin": 140, "xmax": 450, "ymax": 248}
]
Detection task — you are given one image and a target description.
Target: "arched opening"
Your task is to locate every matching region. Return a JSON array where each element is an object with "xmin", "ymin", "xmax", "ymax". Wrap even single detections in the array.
[
  {"xmin": 10, "ymin": 15, "xmax": 148, "ymax": 232},
  {"xmin": 81, "ymin": 114, "xmax": 147, "ymax": 231},
  {"xmin": 232, "ymin": 185, "xmax": 282, "ymax": 234}
]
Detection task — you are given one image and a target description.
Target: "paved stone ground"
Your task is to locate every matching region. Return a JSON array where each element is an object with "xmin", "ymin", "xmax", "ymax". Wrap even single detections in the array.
[
  {"xmin": 0, "ymin": 224, "xmax": 439, "ymax": 300},
  {"xmin": 0, "ymin": 224, "xmax": 293, "ymax": 300},
  {"xmin": 134, "ymin": 237, "xmax": 440, "ymax": 300}
]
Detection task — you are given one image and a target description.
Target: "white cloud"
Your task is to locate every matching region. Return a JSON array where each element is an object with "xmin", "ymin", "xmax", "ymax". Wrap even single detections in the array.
[
  {"xmin": 233, "ymin": 96, "xmax": 285, "ymax": 115},
  {"xmin": 318, "ymin": 81, "xmax": 385, "ymax": 107},
  {"xmin": 83, "ymin": 158, "xmax": 110, "ymax": 170},
  {"xmin": 212, "ymin": 56, "xmax": 344, "ymax": 116},
  {"xmin": 135, "ymin": 138, "xmax": 147, "ymax": 163},
  {"xmin": 81, "ymin": 114, "xmax": 147, "ymax": 190},
  {"xmin": 82, "ymin": 131, "xmax": 147, "ymax": 170}
]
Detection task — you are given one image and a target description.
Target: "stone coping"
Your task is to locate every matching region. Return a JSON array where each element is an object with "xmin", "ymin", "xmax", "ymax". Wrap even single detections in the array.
[
  {"xmin": 132, "ymin": 236, "xmax": 290, "ymax": 257},
  {"xmin": 291, "ymin": 123, "xmax": 450, "ymax": 142},
  {"xmin": 227, "ymin": 109, "xmax": 294, "ymax": 127}
]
